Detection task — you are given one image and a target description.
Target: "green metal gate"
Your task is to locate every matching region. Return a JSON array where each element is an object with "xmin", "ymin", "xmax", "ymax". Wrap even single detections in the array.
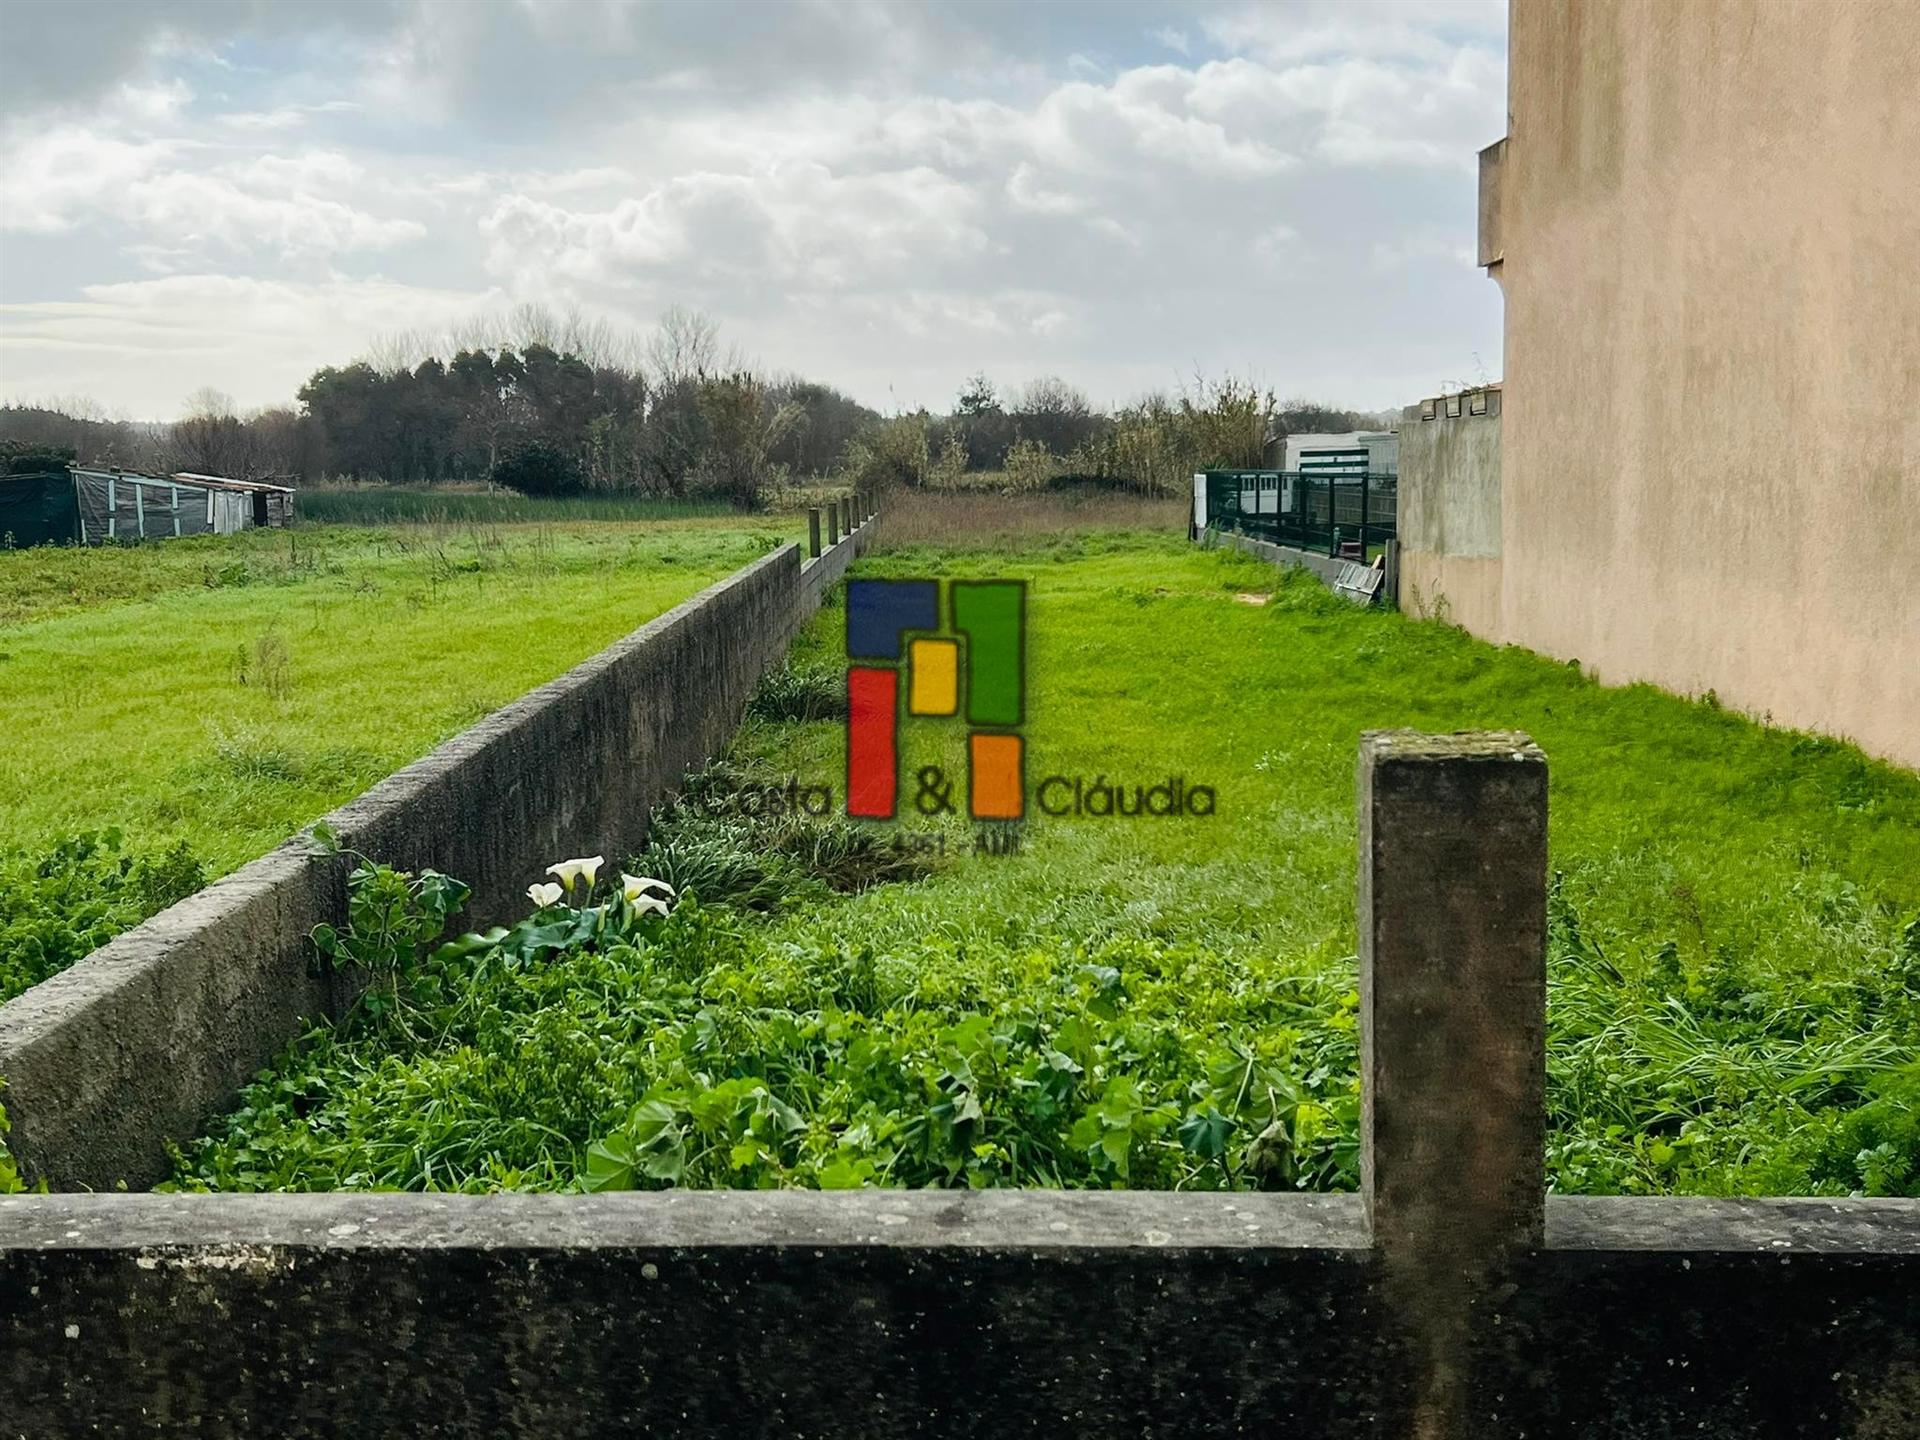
[{"xmin": 1201, "ymin": 467, "xmax": 1396, "ymax": 558}]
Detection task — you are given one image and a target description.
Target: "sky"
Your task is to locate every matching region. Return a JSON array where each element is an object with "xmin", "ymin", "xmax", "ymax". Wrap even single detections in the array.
[{"xmin": 0, "ymin": 0, "xmax": 1509, "ymax": 423}]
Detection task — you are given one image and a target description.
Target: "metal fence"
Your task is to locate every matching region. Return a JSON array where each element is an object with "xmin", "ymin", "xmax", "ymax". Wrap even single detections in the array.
[{"xmin": 1200, "ymin": 469, "xmax": 1397, "ymax": 557}]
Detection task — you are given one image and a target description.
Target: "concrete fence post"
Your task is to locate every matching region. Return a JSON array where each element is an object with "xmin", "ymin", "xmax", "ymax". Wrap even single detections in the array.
[
  {"xmin": 841, "ymin": 497, "xmax": 853, "ymax": 534},
  {"xmin": 1357, "ymin": 729, "xmax": 1547, "ymax": 1438},
  {"xmin": 808, "ymin": 508, "xmax": 822, "ymax": 559},
  {"xmin": 827, "ymin": 504, "xmax": 840, "ymax": 546}
]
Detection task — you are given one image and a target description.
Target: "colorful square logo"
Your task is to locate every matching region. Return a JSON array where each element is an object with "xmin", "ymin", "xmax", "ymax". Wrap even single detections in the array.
[{"xmin": 846, "ymin": 578, "xmax": 1026, "ymax": 820}]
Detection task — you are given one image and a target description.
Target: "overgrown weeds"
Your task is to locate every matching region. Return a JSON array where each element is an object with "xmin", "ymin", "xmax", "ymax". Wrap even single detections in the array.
[
  {"xmin": 631, "ymin": 759, "xmax": 940, "ymax": 910},
  {"xmin": 0, "ymin": 831, "xmax": 205, "ymax": 1004},
  {"xmin": 166, "ymin": 536, "xmax": 1920, "ymax": 1197},
  {"xmin": 745, "ymin": 661, "xmax": 846, "ymax": 722}
]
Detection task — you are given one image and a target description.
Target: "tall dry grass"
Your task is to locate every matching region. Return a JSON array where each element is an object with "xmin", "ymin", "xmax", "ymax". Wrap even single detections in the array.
[{"xmin": 870, "ymin": 489, "xmax": 1186, "ymax": 551}]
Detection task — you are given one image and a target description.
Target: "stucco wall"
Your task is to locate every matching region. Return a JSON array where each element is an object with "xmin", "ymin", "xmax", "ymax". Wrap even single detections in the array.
[
  {"xmin": 1398, "ymin": 398, "xmax": 1504, "ymax": 628},
  {"xmin": 1495, "ymin": 0, "xmax": 1920, "ymax": 769},
  {"xmin": 0, "ymin": 520, "xmax": 874, "ymax": 1191}
]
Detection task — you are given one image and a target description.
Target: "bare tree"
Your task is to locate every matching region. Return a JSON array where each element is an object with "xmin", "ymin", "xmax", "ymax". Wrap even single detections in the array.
[{"xmin": 644, "ymin": 306, "xmax": 734, "ymax": 386}]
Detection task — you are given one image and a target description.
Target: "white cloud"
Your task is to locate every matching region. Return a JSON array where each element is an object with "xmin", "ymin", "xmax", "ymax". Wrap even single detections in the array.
[
  {"xmin": 0, "ymin": 128, "xmax": 182, "ymax": 233},
  {"xmin": 1151, "ymin": 26, "xmax": 1192, "ymax": 57},
  {"xmin": 0, "ymin": 0, "xmax": 1508, "ymax": 419},
  {"xmin": 124, "ymin": 170, "xmax": 425, "ymax": 261},
  {"xmin": 0, "ymin": 275, "xmax": 502, "ymax": 418},
  {"xmin": 480, "ymin": 163, "xmax": 990, "ymax": 297}
]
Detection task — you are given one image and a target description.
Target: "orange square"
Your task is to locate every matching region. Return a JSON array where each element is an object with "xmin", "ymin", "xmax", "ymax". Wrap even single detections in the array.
[{"xmin": 969, "ymin": 733, "xmax": 1024, "ymax": 820}]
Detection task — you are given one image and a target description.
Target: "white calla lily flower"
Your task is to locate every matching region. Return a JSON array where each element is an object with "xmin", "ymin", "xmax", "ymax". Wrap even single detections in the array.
[
  {"xmin": 546, "ymin": 856, "xmax": 606, "ymax": 894},
  {"xmin": 527, "ymin": 882, "xmax": 565, "ymax": 909},
  {"xmin": 631, "ymin": 895, "xmax": 671, "ymax": 918},
  {"xmin": 620, "ymin": 874, "xmax": 677, "ymax": 905}
]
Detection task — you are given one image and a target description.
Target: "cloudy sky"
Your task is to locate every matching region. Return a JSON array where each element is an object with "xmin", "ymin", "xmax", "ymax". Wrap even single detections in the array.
[{"xmin": 0, "ymin": 0, "xmax": 1507, "ymax": 422}]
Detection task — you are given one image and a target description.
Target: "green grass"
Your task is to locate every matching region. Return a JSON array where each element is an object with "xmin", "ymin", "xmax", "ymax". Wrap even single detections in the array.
[
  {"xmin": 169, "ymin": 533, "xmax": 1920, "ymax": 1196},
  {"xmin": 293, "ymin": 488, "xmax": 736, "ymax": 527},
  {"xmin": 0, "ymin": 519, "xmax": 788, "ymax": 1004}
]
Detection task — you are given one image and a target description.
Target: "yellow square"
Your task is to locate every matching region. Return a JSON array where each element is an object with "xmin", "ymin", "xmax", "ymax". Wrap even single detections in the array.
[{"xmin": 908, "ymin": 638, "xmax": 959, "ymax": 715}]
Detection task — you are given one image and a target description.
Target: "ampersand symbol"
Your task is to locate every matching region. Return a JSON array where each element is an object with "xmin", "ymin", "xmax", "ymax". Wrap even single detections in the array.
[{"xmin": 914, "ymin": 765, "xmax": 955, "ymax": 816}]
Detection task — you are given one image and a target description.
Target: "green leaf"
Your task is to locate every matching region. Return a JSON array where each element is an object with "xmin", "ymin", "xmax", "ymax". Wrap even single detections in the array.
[
  {"xmin": 582, "ymin": 1135, "xmax": 636, "ymax": 1192},
  {"xmin": 1178, "ymin": 1107, "xmax": 1234, "ymax": 1161},
  {"xmin": 816, "ymin": 1157, "xmax": 872, "ymax": 1190},
  {"xmin": 640, "ymin": 1145, "xmax": 686, "ymax": 1183}
]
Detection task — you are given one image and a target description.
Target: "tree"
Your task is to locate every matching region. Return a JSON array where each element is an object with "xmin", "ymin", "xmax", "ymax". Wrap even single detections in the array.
[
  {"xmin": 956, "ymin": 373, "xmax": 999, "ymax": 417},
  {"xmin": 1008, "ymin": 376, "xmax": 1101, "ymax": 457},
  {"xmin": 644, "ymin": 306, "xmax": 727, "ymax": 386},
  {"xmin": 691, "ymin": 372, "xmax": 801, "ymax": 509},
  {"xmin": 172, "ymin": 388, "xmax": 253, "ymax": 477}
]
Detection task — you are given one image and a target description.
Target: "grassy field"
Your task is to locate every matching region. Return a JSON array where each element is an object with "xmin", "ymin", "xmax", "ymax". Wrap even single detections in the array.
[
  {"xmin": 170, "ymin": 531, "xmax": 1920, "ymax": 1198},
  {"xmin": 0, "ymin": 518, "xmax": 786, "ymax": 1004},
  {"xmin": 292, "ymin": 487, "xmax": 735, "ymax": 527}
]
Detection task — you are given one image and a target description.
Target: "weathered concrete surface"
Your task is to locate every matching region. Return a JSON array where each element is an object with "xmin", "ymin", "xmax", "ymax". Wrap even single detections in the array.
[
  {"xmin": 1359, "ymin": 731, "xmax": 1548, "ymax": 1438},
  {"xmin": 1397, "ymin": 392, "xmax": 1503, "ymax": 630},
  {"xmin": 1359, "ymin": 730, "xmax": 1547, "ymax": 1248},
  {"xmin": 0, "ymin": 517, "xmax": 875, "ymax": 1193},
  {"xmin": 1492, "ymin": 0, "xmax": 1920, "ymax": 769},
  {"xmin": 1, "ymin": 1190, "xmax": 1915, "ymax": 1438}
]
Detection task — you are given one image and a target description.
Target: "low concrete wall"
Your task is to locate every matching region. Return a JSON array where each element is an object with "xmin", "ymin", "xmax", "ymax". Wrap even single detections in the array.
[
  {"xmin": 1, "ymin": 1191, "xmax": 1913, "ymax": 1437},
  {"xmin": 1208, "ymin": 529, "xmax": 1380, "ymax": 603},
  {"xmin": 1398, "ymin": 391, "xmax": 1503, "ymax": 631},
  {"xmin": 0, "ymin": 517, "xmax": 874, "ymax": 1192}
]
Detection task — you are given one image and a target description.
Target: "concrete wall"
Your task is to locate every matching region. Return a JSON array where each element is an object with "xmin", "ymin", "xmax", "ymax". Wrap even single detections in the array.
[
  {"xmin": 1491, "ymin": 0, "xmax": 1920, "ymax": 769},
  {"xmin": 0, "ymin": 518, "xmax": 874, "ymax": 1192},
  {"xmin": 1208, "ymin": 530, "xmax": 1382, "ymax": 605},
  {"xmin": 2, "ymin": 1128, "xmax": 1914, "ymax": 1436},
  {"xmin": 1397, "ymin": 392, "xmax": 1504, "ymax": 628}
]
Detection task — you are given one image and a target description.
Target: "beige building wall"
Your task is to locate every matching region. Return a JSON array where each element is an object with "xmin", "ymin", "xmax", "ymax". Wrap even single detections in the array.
[{"xmin": 1491, "ymin": 0, "xmax": 1920, "ymax": 769}]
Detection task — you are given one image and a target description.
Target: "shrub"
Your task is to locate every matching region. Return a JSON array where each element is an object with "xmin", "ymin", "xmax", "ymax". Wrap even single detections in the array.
[
  {"xmin": 491, "ymin": 440, "xmax": 589, "ymax": 497},
  {"xmin": 746, "ymin": 661, "xmax": 846, "ymax": 722},
  {"xmin": 1000, "ymin": 438, "xmax": 1069, "ymax": 493},
  {"xmin": 842, "ymin": 414, "xmax": 935, "ymax": 490},
  {"xmin": 1067, "ymin": 377, "xmax": 1274, "ymax": 496}
]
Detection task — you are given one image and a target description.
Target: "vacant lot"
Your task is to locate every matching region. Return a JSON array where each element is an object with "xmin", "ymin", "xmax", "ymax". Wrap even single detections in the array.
[
  {"xmin": 0, "ymin": 519, "xmax": 783, "ymax": 1003},
  {"xmin": 172, "ymin": 533, "xmax": 1920, "ymax": 1198}
]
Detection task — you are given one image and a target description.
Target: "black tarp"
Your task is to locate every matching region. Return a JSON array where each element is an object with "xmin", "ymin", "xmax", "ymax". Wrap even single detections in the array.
[
  {"xmin": 73, "ymin": 470, "xmax": 238, "ymax": 541},
  {"xmin": 0, "ymin": 472, "xmax": 80, "ymax": 548}
]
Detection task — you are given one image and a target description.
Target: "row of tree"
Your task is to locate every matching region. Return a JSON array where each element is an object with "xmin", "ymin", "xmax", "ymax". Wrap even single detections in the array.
[{"xmin": 0, "ymin": 306, "xmax": 1392, "ymax": 506}]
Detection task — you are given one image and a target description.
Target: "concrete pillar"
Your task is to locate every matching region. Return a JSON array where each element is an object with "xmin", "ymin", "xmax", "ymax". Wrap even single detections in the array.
[
  {"xmin": 827, "ymin": 504, "xmax": 840, "ymax": 546},
  {"xmin": 1357, "ymin": 729, "xmax": 1546, "ymax": 1437},
  {"xmin": 841, "ymin": 497, "xmax": 853, "ymax": 534},
  {"xmin": 808, "ymin": 508, "xmax": 822, "ymax": 559}
]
